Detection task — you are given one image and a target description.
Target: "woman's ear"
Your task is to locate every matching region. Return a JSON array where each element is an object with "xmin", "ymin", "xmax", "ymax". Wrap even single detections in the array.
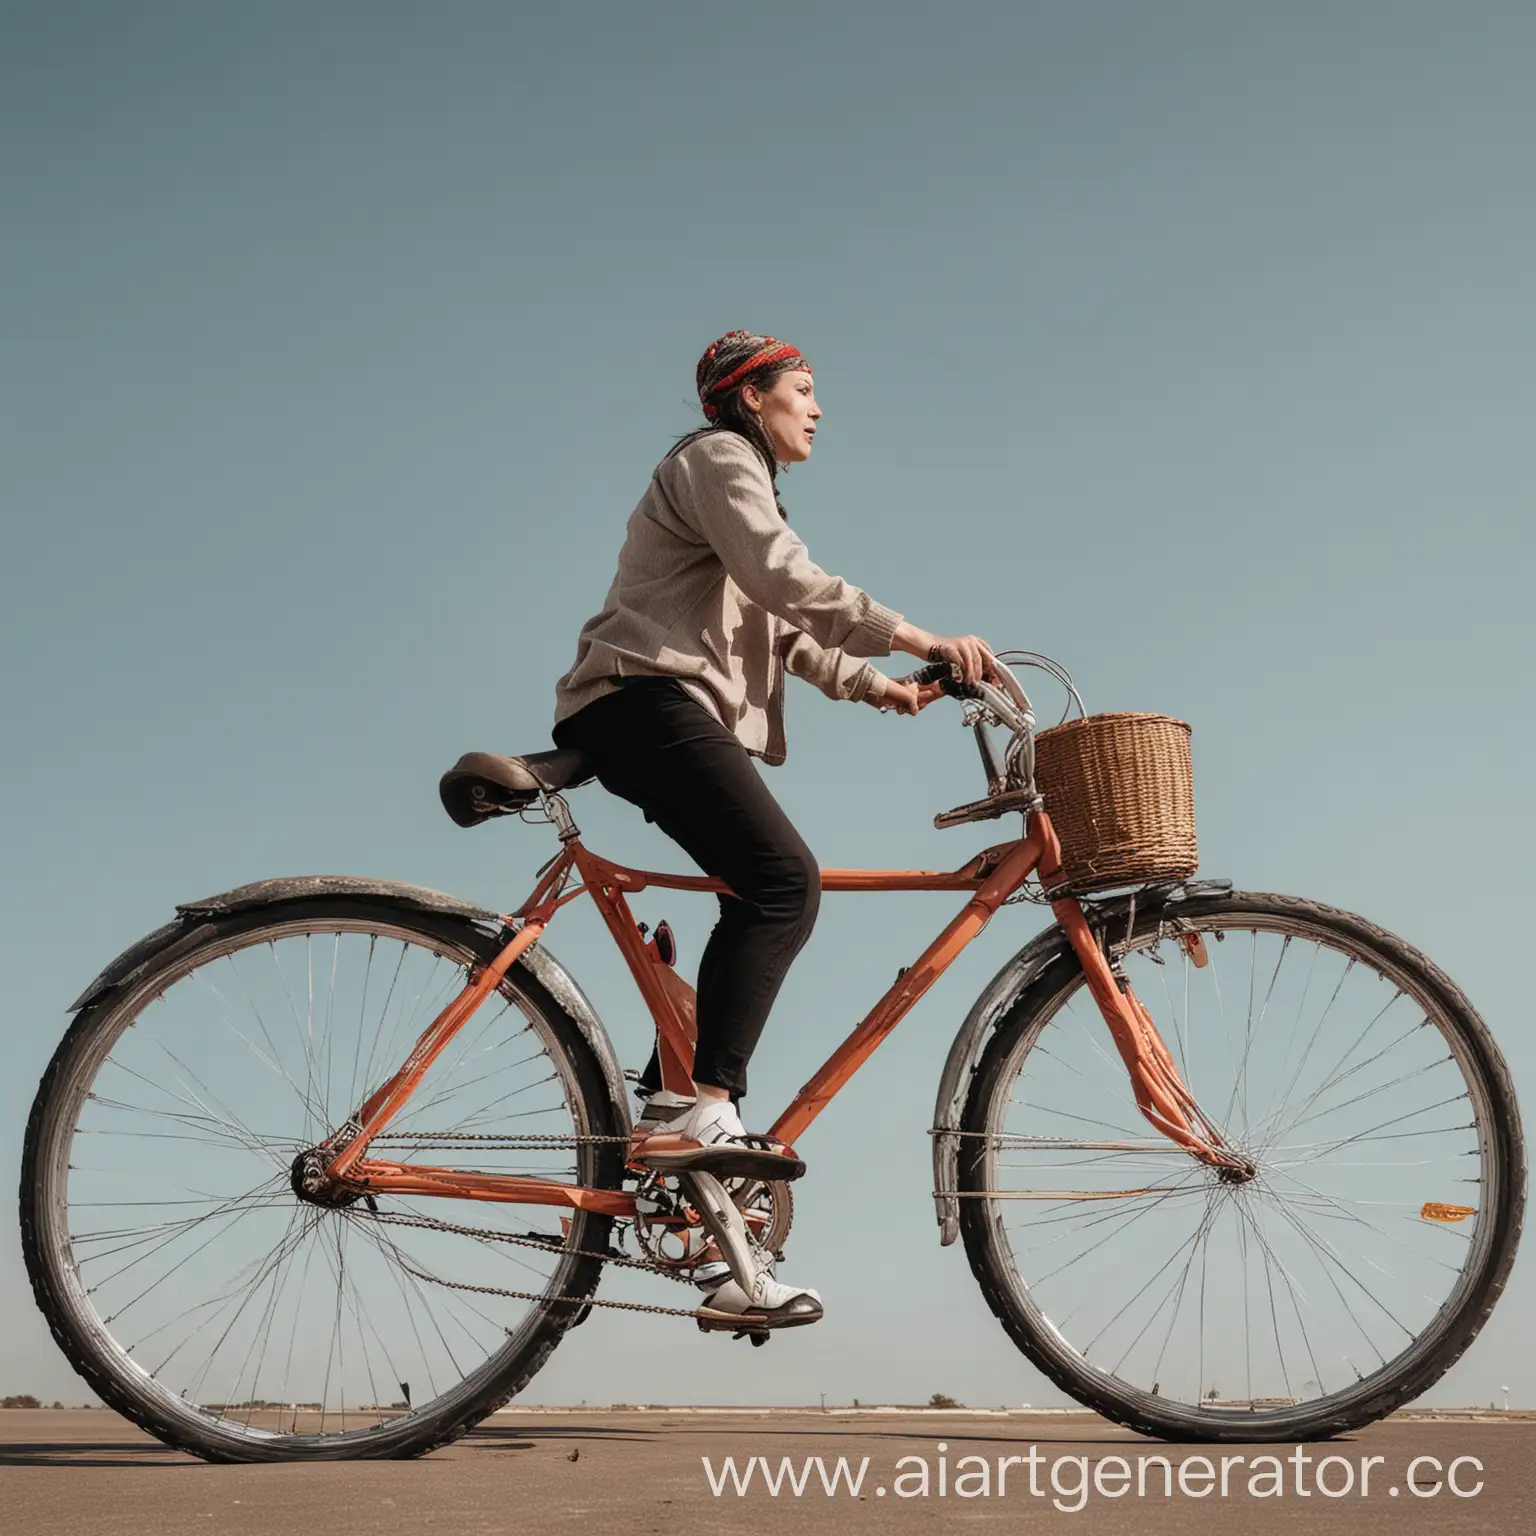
[{"xmin": 739, "ymin": 384, "xmax": 763, "ymax": 415}]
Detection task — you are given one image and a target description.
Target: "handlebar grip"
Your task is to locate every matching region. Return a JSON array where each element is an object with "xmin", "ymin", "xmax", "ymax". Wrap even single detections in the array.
[
  {"xmin": 909, "ymin": 661, "xmax": 955, "ymax": 686},
  {"xmin": 907, "ymin": 660, "xmax": 984, "ymax": 698}
]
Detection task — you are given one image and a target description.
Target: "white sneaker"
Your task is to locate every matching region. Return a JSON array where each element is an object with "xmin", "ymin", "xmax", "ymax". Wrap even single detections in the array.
[
  {"xmin": 631, "ymin": 1088, "xmax": 694, "ymax": 1137},
  {"xmin": 628, "ymin": 1099, "xmax": 818, "ymax": 1322},
  {"xmin": 700, "ymin": 1264, "xmax": 822, "ymax": 1315},
  {"xmin": 630, "ymin": 1096, "xmax": 806, "ymax": 1182},
  {"xmin": 697, "ymin": 1251, "xmax": 824, "ymax": 1326},
  {"xmin": 684, "ymin": 1096, "xmax": 748, "ymax": 1143}
]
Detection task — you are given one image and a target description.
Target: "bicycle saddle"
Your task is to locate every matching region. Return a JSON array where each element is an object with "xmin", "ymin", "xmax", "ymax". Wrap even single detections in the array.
[{"xmin": 440, "ymin": 749, "xmax": 595, "ymax": 827}]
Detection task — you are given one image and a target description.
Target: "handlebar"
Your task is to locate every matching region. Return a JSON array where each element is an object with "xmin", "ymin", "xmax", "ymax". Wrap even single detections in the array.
[
  {"xmin": 907, "ymin": 660, "xmax": 962, "ymax": 689},
  {"xmin": 898, "ymin": 651, "xmax": 1082, "ymax": 829},
  {"xmin": 899, "ymin": 658, "xmax": 1034, "ymax": 733}
]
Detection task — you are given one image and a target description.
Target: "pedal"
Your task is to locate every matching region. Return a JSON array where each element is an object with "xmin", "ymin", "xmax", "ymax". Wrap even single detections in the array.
[
  {"xmin": 694, "ymin": 1293, "xmax": 825, "ymax": 1333},
  {"xmin": 632, "ymin": 1138, "xmax": 806, "ymax": 1183},
  {"xmin": 694, "ymin": 1315, "xmax": 773, "ymax": 1344},
  {"xmin": 696, "ymin": 1314, "xmax": 760, "ymax": 1337}
]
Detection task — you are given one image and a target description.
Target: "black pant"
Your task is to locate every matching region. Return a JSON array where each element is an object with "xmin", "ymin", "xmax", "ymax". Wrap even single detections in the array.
[{"xmin": 552, "ymin": 679, "xmax": 820, "ymax": 1100}]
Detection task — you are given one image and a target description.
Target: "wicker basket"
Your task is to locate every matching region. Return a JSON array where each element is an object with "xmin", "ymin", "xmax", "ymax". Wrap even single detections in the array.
[{"xmin": 1033, "ymin": 712, "xmax": 1198, "ymax": 895}]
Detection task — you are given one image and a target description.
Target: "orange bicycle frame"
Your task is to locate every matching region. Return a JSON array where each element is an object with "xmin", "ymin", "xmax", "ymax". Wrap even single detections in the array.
[{"xmin": 326, "ymin": 809, "xmax": 1243, "ymax": 1211}]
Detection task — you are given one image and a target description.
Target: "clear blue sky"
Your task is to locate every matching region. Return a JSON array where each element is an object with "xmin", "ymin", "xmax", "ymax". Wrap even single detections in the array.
[{"xmin": 2, "ymin": 1, "xmax": 1532, "ymax": 1409}]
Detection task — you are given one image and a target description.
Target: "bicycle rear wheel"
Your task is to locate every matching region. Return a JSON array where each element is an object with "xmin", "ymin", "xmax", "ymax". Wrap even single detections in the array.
[
  {"xmin": 21, "ymin": 898, "xmax": 626, "ymax": 1461},
  {"xmin": 959, "ymin": 891, "xmax": 1524, "ymax": 1441}
]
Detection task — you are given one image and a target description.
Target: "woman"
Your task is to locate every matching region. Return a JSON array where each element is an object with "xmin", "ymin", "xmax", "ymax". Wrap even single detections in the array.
[{"xmin": 552, "ymin": 330, "xmax": 994, "ymax": 1321}]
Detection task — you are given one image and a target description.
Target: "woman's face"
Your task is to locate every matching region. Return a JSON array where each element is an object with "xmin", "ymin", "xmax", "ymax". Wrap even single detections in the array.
[{"xmin": 743, "ymin": 369, "xmax": 820, "ymax": 463}]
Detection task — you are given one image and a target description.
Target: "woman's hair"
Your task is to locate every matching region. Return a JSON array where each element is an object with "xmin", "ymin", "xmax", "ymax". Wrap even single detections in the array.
[
  {"xmin": 702, "ymin": 363, "xmax": 799, "ymax": 482},
  {"xmin": 680, "ymin": 330, "xmax": 812, "ymax": 487}
]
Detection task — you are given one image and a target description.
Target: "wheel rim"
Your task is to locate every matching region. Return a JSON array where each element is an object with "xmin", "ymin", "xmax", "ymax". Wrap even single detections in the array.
[
  {"xmin": 977, "ymin": 907, "xmax": 1507, "ymax": 1426},
  {"xmin": 35, "ymin": 916, "xmax": 600, "ymax": 1449}
]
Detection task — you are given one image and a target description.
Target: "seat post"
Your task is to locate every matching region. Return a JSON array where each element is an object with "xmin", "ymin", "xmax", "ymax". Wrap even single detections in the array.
[{"xmin": 543, "ymin": 792, "xmax": 580, "ymax": 841}]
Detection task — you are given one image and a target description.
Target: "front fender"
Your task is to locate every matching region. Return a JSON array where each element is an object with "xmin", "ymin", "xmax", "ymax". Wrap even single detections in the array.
[
  {"xmin": 930, "ymin": 921, "xmax": 1074, "ymax": 1247},
  {"xmin": 930, "ymin": 879, "xmax": 1233, "ymax": 1245},
  {"xmin": 70, "ymin": 874, "xmax": 631, "ymax": 1138}
]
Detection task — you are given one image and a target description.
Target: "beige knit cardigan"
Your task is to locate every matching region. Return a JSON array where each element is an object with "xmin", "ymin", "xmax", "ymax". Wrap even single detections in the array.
[{"xmin": 554, "ymin": 429, "xmax": 902, "ymax": 765}]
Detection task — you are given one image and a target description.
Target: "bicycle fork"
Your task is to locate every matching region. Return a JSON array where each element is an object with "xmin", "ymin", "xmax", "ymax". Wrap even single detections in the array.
[{"xmin": 1052, "ymin": 895, "xmax": 1252, "ymax": 1177}]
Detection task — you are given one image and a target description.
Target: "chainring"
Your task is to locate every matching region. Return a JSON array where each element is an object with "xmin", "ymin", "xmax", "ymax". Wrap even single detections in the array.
[{"xmin": 631, "ymin": 1170, "xmax": 794, "ymax": 1279}]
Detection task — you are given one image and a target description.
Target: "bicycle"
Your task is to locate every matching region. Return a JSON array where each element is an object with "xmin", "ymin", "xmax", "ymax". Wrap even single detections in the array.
[{"xmin": 20, "ymin": 655, "xmax": 1524, "ymax": 1461}]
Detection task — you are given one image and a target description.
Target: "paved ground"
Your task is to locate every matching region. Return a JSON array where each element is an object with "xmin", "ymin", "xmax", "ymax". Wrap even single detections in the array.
[{"xmin": 2, "ymin": 1408, "xmax": 1532, "ymax": 1533}]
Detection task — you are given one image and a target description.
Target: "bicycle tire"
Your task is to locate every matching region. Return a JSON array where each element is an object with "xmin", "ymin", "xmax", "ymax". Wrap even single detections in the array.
[
  {"xmin": 21, "ymin": 896, "xmax": 627, "ymax": 1462},
  {"xmin": 957, "ymin": 890, "xmax": 1525, "ymax": 1442}
]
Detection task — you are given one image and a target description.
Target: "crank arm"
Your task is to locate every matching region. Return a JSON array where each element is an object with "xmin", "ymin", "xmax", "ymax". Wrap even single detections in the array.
[{"xmin": 677, "ymin": 1171, "xmax": 759, "ymax": 1293}]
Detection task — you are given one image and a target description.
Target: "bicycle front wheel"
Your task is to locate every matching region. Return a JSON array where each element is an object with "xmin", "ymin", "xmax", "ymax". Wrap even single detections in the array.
[
  {"xmin": 21, "ymin": 898, "xmax": 626, "ymax": 1461},
  {"xmin": 958, "ymin": 890, "xmax": 1524, "ymax": 1441}
]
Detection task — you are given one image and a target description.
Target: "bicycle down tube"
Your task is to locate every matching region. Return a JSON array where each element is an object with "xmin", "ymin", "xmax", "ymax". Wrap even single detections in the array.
[{"xmin": 325, "ymin": 807, "xmax": 1242, "ymax": 1209}]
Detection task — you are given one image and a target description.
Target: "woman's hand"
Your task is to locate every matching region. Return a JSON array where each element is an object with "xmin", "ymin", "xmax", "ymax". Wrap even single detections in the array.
[
  {"xmin": 892, "ymin": 623, "xmax": 997, "ymax": 684},
  {"xmin": 868, "ymin": 677, "xmax": 944, "ymax": 715}
]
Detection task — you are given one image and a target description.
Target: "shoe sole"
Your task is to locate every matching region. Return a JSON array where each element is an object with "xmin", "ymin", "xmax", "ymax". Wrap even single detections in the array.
[
  {"xmin": 696, "ymin": 1295, "xmax": 824, "ymax": 1332},
  {"xmin": 634, "ymin": 1146, "xmax": 806, "ymax": 1182}
]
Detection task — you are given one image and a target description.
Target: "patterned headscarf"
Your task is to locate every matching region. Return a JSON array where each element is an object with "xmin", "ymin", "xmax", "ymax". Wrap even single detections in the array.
[{"xmin": 695, "ymin": 330, "xmax": 811, "ymax": 420}]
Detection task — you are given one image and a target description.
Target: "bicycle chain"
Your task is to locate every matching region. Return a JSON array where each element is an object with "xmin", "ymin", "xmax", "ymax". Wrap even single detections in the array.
[
  {"xmin": 370, "ymin": 1132, "xmax": 633, "ymax": 1145},
  {"xmin": 349, "ymin": 1141, "xmax": 712, "ymax": 1322},
  {"xmin": 357, "ymin": 1208, "xmax": 685, "ymax": 1283},
  {"xmin": 376, "ymin": 1236, "xmax": 703, "ymax": 1321}
]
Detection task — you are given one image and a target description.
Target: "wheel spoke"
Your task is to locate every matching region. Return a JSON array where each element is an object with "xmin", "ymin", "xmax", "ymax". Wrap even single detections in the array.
[
  {"xmin": 965, "ymin": 898, "xmax": 1511, "ymax": 1434},
  {"xmin": 205, "ymin": 961, "xmax": 321, "ymax": 1125},
  {"xmin": 31, "ymin": 910, "xmax": 608, "ymax": 1457}
]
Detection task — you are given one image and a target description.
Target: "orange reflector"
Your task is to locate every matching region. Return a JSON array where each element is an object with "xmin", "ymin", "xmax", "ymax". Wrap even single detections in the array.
[
  {"xmin": 1421, "ymin": 1202, "xmax": 1476, "ymax": 1223},
  {"xmin": 1178, "ymin": 932, "xmax": 1210, "ymax": 969}
]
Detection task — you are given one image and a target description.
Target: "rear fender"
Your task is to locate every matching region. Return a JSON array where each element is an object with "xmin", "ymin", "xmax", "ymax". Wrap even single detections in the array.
[
  {"xmin": 70, "ymin": 874, "xmax": 631, "ymax": 1137},
  {"xmin": 931, "ymin": 879, "xmax": 1232, "ymax": 1244}
]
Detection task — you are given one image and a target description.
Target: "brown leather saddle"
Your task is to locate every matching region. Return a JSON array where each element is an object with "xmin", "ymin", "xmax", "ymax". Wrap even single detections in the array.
[{"xmin": 438, "ymin": 749, "xmax": 595, "ymax": 828}]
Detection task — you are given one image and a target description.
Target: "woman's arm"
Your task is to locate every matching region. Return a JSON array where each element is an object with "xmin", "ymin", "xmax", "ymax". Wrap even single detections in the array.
[
  {"xmin": 890, "ymin": 621, "xmax": 997, "ymax": 684},
  {"xmin": 779, "ymin": 628, "xmax": 971, "ymax": 716},
  {"xmin": 779, "ymin": 628, "xmax": 884, "ymax": 704},
  {"xmin": 672, "ymin": 435, "xmax": 902, "ymax": 656},
  {"xmin": 673, "ymin": 434, "xmax": 995, "ymax": 680}
]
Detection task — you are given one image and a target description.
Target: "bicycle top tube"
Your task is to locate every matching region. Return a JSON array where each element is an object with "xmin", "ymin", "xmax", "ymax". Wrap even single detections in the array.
[{"xmin": 540, "ymin": 842, "xmax": 1023, "ymax": 903}]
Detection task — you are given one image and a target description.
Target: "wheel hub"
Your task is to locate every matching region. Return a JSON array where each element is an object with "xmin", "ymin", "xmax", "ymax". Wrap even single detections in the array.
[{"xmin": 289, "ymin": 1147, "xmax": 365, "ymax": 1209}]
